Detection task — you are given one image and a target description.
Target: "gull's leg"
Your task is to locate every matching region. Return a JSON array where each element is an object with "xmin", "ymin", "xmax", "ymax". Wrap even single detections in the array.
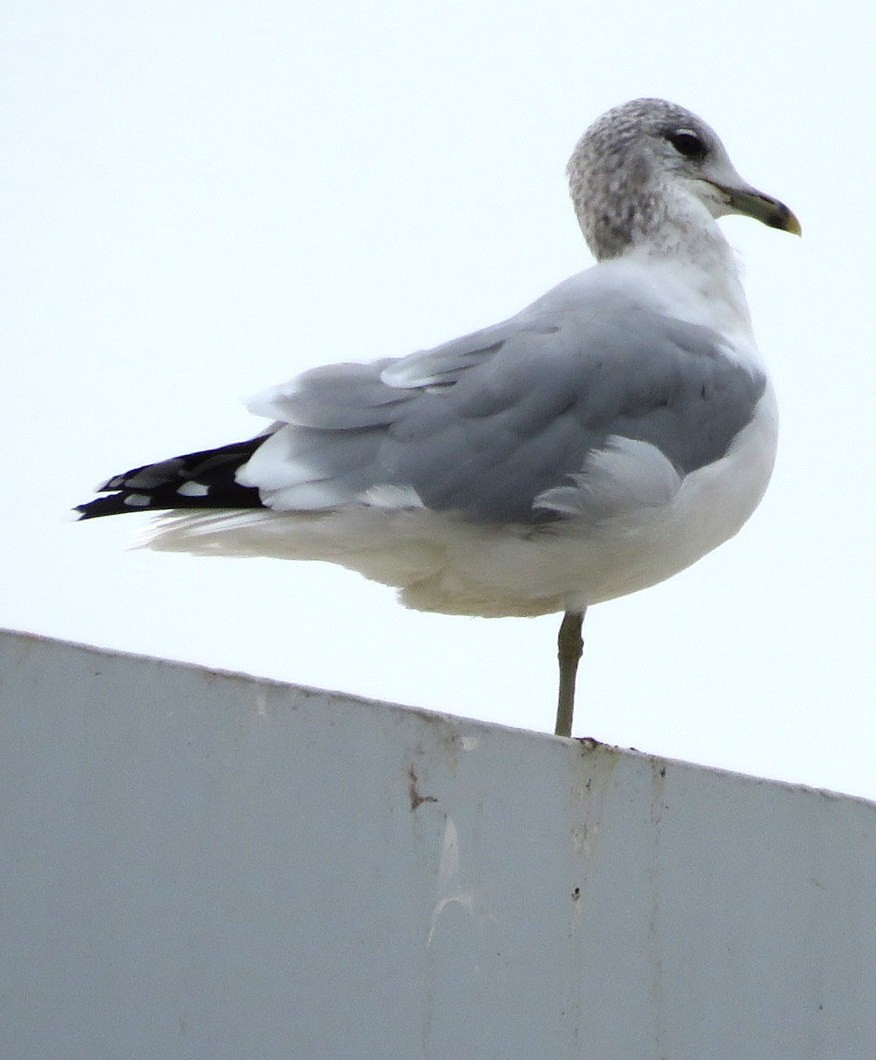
[{"xmin": 555, "ymin": 609, "xmax": 586, "ymax": 737}]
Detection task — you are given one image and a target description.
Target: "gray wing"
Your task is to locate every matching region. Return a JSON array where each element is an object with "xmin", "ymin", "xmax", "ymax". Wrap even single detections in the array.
[{"xmin": 240, "ymin": 289, "xmax": 766, "ymax": 524}]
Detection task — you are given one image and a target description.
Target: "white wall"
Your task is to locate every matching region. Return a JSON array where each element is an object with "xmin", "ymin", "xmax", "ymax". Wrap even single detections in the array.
[{"xmin": 2, "ymin": 629, "xmax": 874, "ymax": 1059}]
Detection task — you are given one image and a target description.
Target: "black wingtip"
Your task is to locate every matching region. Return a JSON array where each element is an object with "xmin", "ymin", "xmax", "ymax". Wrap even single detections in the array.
[
  {"xmin": 74, "ymin": 435, "xmax": 268, "ymax": 520},
  {"xmin": 74, "ymin": 495, "xmax": 148, "ymax": 520}
]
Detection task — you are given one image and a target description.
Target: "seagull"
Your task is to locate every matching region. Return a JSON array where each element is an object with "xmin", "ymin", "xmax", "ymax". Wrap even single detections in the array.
[{"xmin": 76, "ymin": 98, "xmax": 800, "ymax": 737}]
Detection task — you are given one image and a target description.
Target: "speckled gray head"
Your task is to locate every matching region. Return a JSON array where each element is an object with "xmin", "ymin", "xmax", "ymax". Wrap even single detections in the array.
[{"xmin": 568, "ymin": 98, "xmax": 800, "ymax": 261}]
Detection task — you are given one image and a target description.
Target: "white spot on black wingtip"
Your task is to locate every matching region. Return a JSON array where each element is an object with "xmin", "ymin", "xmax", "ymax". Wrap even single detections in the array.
[
  {"xmin": 123, "ymin": 493, "xmax": 153, "ymax": 508},
  {"xmin": 177, "ymin": 481, "xmax": 210, "ymax": 498}
]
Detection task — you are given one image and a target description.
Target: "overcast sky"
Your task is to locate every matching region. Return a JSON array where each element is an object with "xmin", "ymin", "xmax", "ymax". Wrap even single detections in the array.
[{"xmin": 3, "ymin": 1, "xmax": 874, "ymax": 799}]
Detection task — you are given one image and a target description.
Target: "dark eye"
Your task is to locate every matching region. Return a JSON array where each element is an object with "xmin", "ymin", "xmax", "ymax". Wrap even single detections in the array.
[{"xmin": 665, "ymin": 128, "xmax": 708, "ymax": 162}]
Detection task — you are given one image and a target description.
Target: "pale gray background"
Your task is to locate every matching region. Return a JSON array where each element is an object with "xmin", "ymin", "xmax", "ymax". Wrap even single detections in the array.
[{"xmin": 3, "ymin": 2, "xmax": 874, "ymax": 797}]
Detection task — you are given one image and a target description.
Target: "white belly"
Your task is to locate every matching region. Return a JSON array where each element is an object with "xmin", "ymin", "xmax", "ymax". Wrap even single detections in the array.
[{"xmin": 146, "ymin": 387, "xmax": 778, "ymax": 619}]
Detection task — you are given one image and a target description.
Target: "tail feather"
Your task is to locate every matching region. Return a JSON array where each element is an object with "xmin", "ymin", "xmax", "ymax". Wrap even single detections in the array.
[{"xmin": 75, "ymin": 436, "xmax": 267, "ymax": 520}]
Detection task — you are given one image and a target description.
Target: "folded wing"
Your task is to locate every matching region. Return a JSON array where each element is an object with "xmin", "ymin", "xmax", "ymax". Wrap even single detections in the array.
[{"xmin": 78, "ymin": 276, "xmax": 766, "ymax": 528}]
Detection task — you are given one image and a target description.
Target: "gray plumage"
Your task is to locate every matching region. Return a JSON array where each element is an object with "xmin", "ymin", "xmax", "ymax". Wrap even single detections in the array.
[{"xmin": 250, "ymin": 284, "xmax": 766, "ymax": 525}]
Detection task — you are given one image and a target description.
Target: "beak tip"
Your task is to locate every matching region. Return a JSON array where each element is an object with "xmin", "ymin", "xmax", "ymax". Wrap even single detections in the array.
[
  {"xmin": 763, "ymin": 203, "xmax": 801, "ymax": 237},
  {"xmin": 784, "ymin": 210, "xmax": 803, "ymax": 238}
]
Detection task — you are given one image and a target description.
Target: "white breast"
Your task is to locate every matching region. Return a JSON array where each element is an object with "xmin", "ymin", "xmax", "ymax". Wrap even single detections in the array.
[{"xmin": 555, "ymin": 381, "xmax": 780, "ymax": 607}]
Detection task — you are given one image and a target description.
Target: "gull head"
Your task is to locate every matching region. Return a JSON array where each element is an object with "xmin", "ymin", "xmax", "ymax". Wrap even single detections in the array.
[{"xmin": 568, "ymin": 98, "xmax": 801, "ymax": 261}]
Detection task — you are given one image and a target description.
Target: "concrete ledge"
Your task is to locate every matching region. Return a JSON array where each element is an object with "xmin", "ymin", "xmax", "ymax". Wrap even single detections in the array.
[{"xmin": 2, "ymin": 628, "xmax": 875, "ymax": 1059}]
